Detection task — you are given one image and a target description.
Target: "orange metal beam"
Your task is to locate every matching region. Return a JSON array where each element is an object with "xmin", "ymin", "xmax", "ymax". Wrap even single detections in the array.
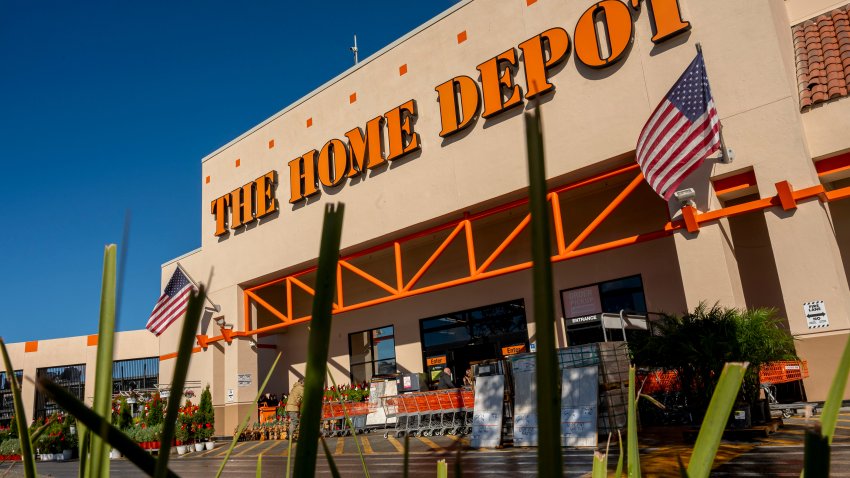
[
  {"xmin": 564, "ymin": 173, "xmax": 644, "ymax": 253},
  {"xmin": 220, "ymin": 172, "xmax": 850, "ymax": 346}
]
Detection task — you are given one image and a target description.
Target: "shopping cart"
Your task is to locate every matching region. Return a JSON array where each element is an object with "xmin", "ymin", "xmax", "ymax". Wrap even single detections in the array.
[{"xmin": 759, "ymin": 360, "xmax": 816, "ymax": 418}]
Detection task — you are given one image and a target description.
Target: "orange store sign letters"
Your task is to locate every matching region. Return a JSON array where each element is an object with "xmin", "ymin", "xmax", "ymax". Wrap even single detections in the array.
[{"xmin": 210, "ymin": 0, "xmax": 690, "ymax": 237}]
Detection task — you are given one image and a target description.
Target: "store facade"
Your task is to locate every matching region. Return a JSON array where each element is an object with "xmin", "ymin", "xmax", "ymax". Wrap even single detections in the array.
[{"xmin": 6, "ymin": 0, "xmax": 849, "ymax": 434}]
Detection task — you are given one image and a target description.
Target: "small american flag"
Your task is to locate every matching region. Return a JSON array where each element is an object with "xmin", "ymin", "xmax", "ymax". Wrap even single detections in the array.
[
  {"xmin": 146, "ymin": 267, "xmax": 196, "ymax": 336},
  {"xmin": 636, "ymin": 51, "xmax": 721, "ymax": 200}
]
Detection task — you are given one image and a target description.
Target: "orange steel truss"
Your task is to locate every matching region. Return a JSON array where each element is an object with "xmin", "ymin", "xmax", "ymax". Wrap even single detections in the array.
[{"xmin": 194, "ymin": 162, "xmax": 850, "ymax": 350}]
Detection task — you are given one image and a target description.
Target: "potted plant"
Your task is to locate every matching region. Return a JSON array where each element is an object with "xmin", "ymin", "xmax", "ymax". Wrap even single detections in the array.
[
  {"xmin": 198, "ymin": 385, "xmax": 215, "ymax": 450},
  {"xmin": 630, "ymin": 303, "xmax": 797, "ymax": 425},
  {"xmin": 0, "ymin": 438, "xmax": 22, "ymax": 461},
  {"xmin": 175, "ymin": 415, "xmax": 189, "ymax": 455},
  {"xmin": 192, "ymin": 423, "xmax": 204, "ymax": 452}
]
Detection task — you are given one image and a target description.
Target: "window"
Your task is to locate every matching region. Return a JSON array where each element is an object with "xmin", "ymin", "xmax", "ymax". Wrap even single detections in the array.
[
  {"xmin": 112, "ymin": 357, "xmax": 159, "ymax": 394},
  {"xmin": 34, "ymin": 364, "xmax": 85, "ymax": 418},
  {"xmin": 561, "ymin": 275, "xmax": 648, "ymax": 345},
  {"xmin": 0, "ymin": 370, "xmax": 22, "ymax": 424},
  {"xmin": 420, "ymin": 300, "xmax": 527, "ymax": 350},
  {"xmin": 349, "ymin": 326, "xmax": 396, "ymax": 383}
]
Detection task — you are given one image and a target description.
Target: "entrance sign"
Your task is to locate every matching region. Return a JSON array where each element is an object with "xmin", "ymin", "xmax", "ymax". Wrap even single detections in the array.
[
  {"xmin": 510, "ymin": 354, "xmax": 538, "ymax": 446},
  {"xmin": 804, "ymin": 301, "xmax": 829, "ymax": 329},
  {"xmin": 561, "ymin": 365, "xmax": 598, "ymax": 447},
  {"xmin": 209, "ymin": 0, "xmax": 692, "ymax": 238},
  {"xmin": 470, "ymin": 375, "xmax": 505, "ymax": 448},
  {"xmin": 501, "ymin": 344, "xmax": 526, "ymax": 356}
]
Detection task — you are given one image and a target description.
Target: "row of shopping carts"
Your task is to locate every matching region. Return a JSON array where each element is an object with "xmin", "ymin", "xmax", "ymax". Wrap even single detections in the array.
[
  {"xmin": 320, "ymin": 401, "xmax": 373, "ymax": 437},
  {"xmin": 380, "ymin": 388, "xmax": 474, "ymax": 438}
]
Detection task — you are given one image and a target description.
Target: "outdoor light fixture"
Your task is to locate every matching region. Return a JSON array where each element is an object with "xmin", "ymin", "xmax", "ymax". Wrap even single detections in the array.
[{"xmin": 673, "ymin": 188, "xmax": 697, "ymax": 208}]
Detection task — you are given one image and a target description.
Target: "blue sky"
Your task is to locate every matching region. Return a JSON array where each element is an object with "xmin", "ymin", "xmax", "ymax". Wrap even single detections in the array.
[{"xmin": 0, "ymin": 0, "xmax": 455, "ymax": 343}]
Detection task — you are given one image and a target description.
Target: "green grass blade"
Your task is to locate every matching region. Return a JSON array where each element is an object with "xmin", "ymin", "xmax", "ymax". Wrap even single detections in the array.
[
  {"xmin": 320, "ymin": 437, "xmax": 342, "ymax": 478},
  {"xmin": 286, "ymin": 432, "xmax": 294, "ymax": 478},
  {"xmin": 256, "ymin": 454, "xmax": 262, "ymax": 478},
  {"xmin": 36, "ymin": 376, "xmax": 178, "ymax": 478},
  {"xmin": 29, "ymin": 415, "xmax": 55, "ymax": 441},
  {"xmin": 89, "ymin": 244, "xmax": 118, "ymax": 478},
  {"xmin": 293, "ymin": 204, "xmax": 345, "ymax": 478},
  {"xmin": 803, "ymin": 426, "xmax": 829, "ymax": 478},
  {"xmin": 615, "ymin": 430, "xmax": 624, "ymax": 478},
  {"xmin": 686, "ymin": 362, "xmax": 748, "ymax": 478},
  {"xmin": 77, "ymin": 426, "xmax": 89, "ymax": 478},
  {"xmin": 0, "ymin": 339, "xmax": 35, "ymax": 478},
  {"xmin": 592, "ymin": 451, "xmax": 608, "ymax": 478},
  {"xmin": 525, "ymin": 106, "xmax": 563, "ymax": 478},
  {"xmin": 454, "ymin": 446, "xmax": 462, "ymax": 478},
  {"xmin": 326, "ymin": 369, "xmax": 369, "ymax": 478},
  {"xmin": 819, "ymin": 333, "xmax": 850, "ymax": 444},
  {"xmin": 627, "ymin": 366, "xmax": 640, "ymax": 478},
  {"xmin": 677, "ymin": 456, "xmax": 689, "ymax": 478},
  {"xmin": 155, "ymin": 284, "xmax": 207, "ymax": 478},
  {"xmin": 215, "ymin": 352, "xmax": 282, "ymax": 478},
  {"xmin": 436, "ymin": 459, "xmax": 447, "ymax": 478},
  {"xmin": 403, "ymin": 434, "xmax": 409, "ymax": 478}
]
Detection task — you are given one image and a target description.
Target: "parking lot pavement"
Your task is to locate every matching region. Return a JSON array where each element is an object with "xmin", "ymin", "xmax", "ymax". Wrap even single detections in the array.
[{"xmin": 7, "ymin": 413, "xmax": 850, "ymax": 477}]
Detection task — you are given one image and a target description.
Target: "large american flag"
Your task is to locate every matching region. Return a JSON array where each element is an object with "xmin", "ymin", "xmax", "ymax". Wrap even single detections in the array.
[
  {"xmin": 636, "ymin": 51, "xmax": 721, "ymax": 200},
  {"xmin": 146, "ymin": 267, "xmax": 196, "ymax": 336}
]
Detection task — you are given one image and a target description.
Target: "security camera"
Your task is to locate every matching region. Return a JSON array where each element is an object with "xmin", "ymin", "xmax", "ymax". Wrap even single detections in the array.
[{"xmin": 673, "ymin": 188, "xmax": 696, "ymax": 207}]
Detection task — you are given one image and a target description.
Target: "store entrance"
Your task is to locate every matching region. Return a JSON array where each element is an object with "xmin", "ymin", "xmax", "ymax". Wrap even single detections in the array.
[{"xmin": 420, "ymin": 299, "xmax": 529, "ymax": 389}]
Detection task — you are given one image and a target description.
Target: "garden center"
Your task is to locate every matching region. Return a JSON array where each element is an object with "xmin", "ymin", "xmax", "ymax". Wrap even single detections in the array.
[{"xmin": 3, "ymin": 0, "xmax": 850, "ymax": 448}]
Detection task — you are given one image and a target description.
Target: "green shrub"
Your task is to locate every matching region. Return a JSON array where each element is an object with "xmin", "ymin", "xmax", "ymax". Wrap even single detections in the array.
[
  {"xmin": 144, "ymin": 393, "xmax": 165, "ymax": 427},
  {"xmin": 117, "ymin": 397, "xmax": 133, "ymax": 431},
  {"xmin": 196, "ymin": 385, "xmax": 214, "ymax": 440},
  {"xmin": 0, "ymin": 438, "xmax": 21, "ymax": 455},
  {"xmin": 629, "ymin": 303, "xmax": 796, "ymax": 421}
]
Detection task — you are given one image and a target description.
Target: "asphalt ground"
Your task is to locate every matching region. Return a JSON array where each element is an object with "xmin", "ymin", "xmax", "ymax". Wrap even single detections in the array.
[{"xmin": 4, "ymin": 411, "xmax": 850, "ymax": 477}]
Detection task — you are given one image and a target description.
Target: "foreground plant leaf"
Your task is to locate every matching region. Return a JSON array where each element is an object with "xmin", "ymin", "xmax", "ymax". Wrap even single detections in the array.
[
  {"xmin": 215, "ymin": 352, "xmax": 282, "ymax": 478},
  {"xmin": 320, "ymin": 437, "xmax": 341, "ymax": 478},
  {"xmin": 36, "ymin": 377, "xmax": 177, "ymax": 478},
  {"xmin": 89, "ymin": 244, "xmax": 118, "ymax": 478},
  {"xmin": 525, "ymin": 103, "xmax": 563, "ymax": 478},
  {"xmin": 326, "ymin": 368, "xmax": 369, "ymax": 477},
  {"xmin": 627, "ymin": 366, "xmax": 640, "ymax": 478},
  {"xmin": 0, "ymin": 339, "xmax": 35, "ymax": 478},
  {"xmin": 293, "ymin": 204, "xmax": 345, "ymax": 478},
  {"xmin": 819, "ymin": 333, "xmax": 850, "ymax": 444},
  {"xmin": 803, "ymin": 426, "xmax": 829, "ymax": 478},
  {"xmin": 155, "ymin": 284, "xmax": 207, "ymax": 478},
  {"xmin": 687, "ymin": 362, "xmax": 748, "ymax": 478}
]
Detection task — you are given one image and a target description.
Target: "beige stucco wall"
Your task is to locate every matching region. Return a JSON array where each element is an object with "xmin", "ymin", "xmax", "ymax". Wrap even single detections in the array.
[
  {"xmin": 4, "ymin": 330, "xmax": 159, "ymax": 423},
  {"xmin": 150, "ymin": 0, "xmax": 850, "ymax": 433}
]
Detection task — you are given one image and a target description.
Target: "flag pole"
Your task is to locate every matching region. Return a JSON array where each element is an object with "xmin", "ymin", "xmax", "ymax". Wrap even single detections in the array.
[
  {"xmin": 175, "ymin": 262, "xmax": 221, "ymax": 312},
  {"xmin": 696, "ymin": 42, "xmax": 733, "ymax": 164}
]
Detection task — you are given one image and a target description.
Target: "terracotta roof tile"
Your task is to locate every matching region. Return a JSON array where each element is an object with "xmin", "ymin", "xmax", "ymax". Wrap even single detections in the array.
[{"xmin": 794, "ymin": 4, "xmax": 850, "ymax": 110}]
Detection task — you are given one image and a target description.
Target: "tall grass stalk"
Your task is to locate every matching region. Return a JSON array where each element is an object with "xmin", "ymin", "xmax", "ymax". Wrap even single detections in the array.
[
  {"xmin": 89, "ymin": 244, "xmax": 118, "ymax": 478},
  {"xmin": 320, "ymin": 437, "xmax": 342, "ymax": 478},
  {"xmin": 686, "ymin": 362, "xmax": 748, "ymax": 478},
  {"xmin": 325, "ymin": 368, "xmax": 369, "ymax": 477},
  {"xmin": 154, "ymin": 283, "xmax": 207, "ymax": 478},
  {"xmin": 215, "ymin": 352, "xmax": 282, "ymax": 478},
  {"xmin": 293, "ymin": 203, "xmax": 345, "ymax": 478},
  {"xmin": 0, "ymin": 339, "xmax": 35, "ymax": 477},
  {"xmin": 818, "ymin": 333, "xmax": 850, "ymax": 444},
  {"xmin": 627, "ymin": 366, "xmax": 640, "ymax": 478},
  {"xmin": 525, "ymin": 105, "xmax": 563, "ymax": 477}
]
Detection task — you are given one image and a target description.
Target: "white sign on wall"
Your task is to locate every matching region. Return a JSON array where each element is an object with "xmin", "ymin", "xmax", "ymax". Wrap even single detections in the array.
[
  {"xmin": 563, "ymin": 286, "xmax": 602, "ymax": 319},
  {"xmin": 237, "ymin": 373, "xmax": 252, "ymax": 387},
  {"xmin": 226, "ymin": 389, "xmax": 235, "ymax": 403},
  {"xmin": 804, "ymin": 301, "xmax": 829, "ymax": 329}
]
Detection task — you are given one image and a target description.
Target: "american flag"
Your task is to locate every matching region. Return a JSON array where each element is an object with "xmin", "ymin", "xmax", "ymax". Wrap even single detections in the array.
[
  {"xmin": 636, "ymin": 51, "xmax": 721, "ymax": 200},
  {"xmin": 146, "ymin": 267, "xmax": 196, "ymax": 336}
]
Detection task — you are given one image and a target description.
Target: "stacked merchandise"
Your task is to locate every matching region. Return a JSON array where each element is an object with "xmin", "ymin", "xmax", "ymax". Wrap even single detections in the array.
[{"xmin": 558, "ymin": 342, "xmax": 630, "ymax": 435}]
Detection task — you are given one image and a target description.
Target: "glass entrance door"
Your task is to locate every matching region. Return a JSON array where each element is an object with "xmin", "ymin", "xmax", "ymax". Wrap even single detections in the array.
[{"xmin": 419, "ymin": 299, "xmax": 529, "ymax": 388}]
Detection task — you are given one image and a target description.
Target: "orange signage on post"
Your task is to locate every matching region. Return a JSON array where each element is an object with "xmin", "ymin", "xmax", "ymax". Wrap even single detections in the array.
[
  {"xmin": 427, "ymin": 355, "xmax": 447, "ymax": 366},
  {"xmin": 502, "ymin": 344, "xmax": 527, "ymax": 356}
]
